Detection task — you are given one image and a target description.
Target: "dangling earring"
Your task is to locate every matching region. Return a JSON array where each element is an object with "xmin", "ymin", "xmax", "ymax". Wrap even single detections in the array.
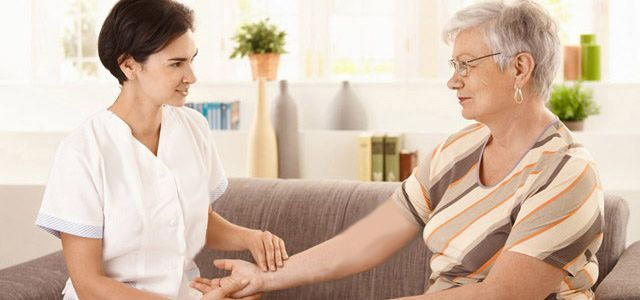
[{"xmin": 514, "ymin": 87, "xmax": 524, "ymax": 104}]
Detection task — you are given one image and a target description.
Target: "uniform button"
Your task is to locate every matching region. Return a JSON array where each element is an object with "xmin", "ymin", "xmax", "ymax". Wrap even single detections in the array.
[{"xmin": 170, "ymin": 219, "xmax": 177, "ymax": 226}]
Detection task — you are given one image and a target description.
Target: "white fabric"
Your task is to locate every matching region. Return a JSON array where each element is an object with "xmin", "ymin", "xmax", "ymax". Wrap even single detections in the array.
[{"xmin": 35, "ymin": 105, "xmax": 227, "ymax": 299}]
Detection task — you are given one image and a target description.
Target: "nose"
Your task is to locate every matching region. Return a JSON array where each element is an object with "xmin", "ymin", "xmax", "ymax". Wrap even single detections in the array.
[
  {"xmin": 447, "ymin": 72, "xmax": 463, "ymax": 90},
  {"xmin": 183, "ymin": 62, "xmax": 197, "ymax": 85}
]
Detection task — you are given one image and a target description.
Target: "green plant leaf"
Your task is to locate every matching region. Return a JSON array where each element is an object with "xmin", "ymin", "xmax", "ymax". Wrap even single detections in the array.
[
  {"xmin": 229, "ymin": 18, "xmax": 287, "ymax": 59},
  {"xmin": 547, "ymin": 82, "xmax": 599, "ymax": 121}
]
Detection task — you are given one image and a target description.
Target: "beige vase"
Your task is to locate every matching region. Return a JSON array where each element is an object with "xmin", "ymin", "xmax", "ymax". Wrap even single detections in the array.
[{"xmin": 247, "ymin": 78, "xmax": 278, "ymax": 178}]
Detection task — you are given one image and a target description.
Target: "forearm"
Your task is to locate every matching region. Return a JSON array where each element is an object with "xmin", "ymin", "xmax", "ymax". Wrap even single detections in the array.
[
  {"xmin": 262, "ymin": 200, "xmax": 419, "ymax": 291},
  {"xmin": 74, "ymin": 275, "xmax": 167, "ymax": 300},
  {"xmin": 205, "ymin": 210, "xmax": 255, "ymax": 251}
]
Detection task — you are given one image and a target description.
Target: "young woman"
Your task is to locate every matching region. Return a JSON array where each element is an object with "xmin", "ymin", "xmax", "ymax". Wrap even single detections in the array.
[{"xmin": 35, "ymin": 1, "xmax": 286, "ymax": 299}]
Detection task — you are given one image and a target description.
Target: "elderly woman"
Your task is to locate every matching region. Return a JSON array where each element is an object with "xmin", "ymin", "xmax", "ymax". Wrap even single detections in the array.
[{"xmin": 192, "ymin": 1, "xmax": 603, "ymax": 299}]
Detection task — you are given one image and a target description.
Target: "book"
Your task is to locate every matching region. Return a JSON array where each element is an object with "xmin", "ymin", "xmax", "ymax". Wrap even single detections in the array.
[
  {"xmin": 230, "ymin": 100, "xmax": 240, "ymax": 130},
  {"xmin": 357, "ymin": 133, "xmax": 373, "ymax": 181},
  {"xmin": 399, "ymin": 150, "xmax": 418, "ymax": 181},
  {"xmin": 221, "ymin": 102, "xmax": 228, "ymax": 130},
  {"xmin": 384, "ymin": 134, "xmax": 403, "ymax": 182},
  {"xmin": 371, "ymin": 134, "xmax": 385, "ymax": 182}
]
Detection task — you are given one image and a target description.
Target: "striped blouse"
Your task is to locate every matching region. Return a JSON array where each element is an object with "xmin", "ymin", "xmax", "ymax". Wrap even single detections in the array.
[{"xmin": 392, "ymin": 121, "xmax": 604, "ymax": 299}]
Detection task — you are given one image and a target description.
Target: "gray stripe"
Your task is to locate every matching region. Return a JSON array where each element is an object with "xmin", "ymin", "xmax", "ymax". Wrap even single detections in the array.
[
  {"xmin": 543, "ymin": 211, "xmax": 602, "ymax": 272},
  {"xmin": 401, "ymin": 181, "xmax": 426, "ymax": 227},
  {"xmin": 507, "ymin": 165, "xmax": 597, "ymax": 244},
  {"xmin": 441, "ymin": 221, "xmax": 512, "ymax": 277},
  {"xmin": 430, "ymin": 183, "xmax": 479, "ymax": 220},
  {"xmin": 531, "ymin": 133, "xmax": 561, "ymax": 150},
  {"xmin": 529, "ymin": 154, "xmax": 571, "ymax": 198},
  {"xmin": 429, "ymin": 144, "xmax": 484, "ymax": 208}
]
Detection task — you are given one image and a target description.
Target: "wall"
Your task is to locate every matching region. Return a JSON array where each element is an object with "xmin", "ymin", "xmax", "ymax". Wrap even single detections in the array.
[{"xmin": 1, "ymin": 80, "xmax": 639, "ymax": 268}]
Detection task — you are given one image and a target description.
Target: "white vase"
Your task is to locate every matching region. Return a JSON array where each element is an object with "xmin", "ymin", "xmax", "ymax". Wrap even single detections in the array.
[
  {"xmin": 247, "ymin": 78, "xmax": 278, "ymax": 178},
  {"xmin": 327, "ymin": 81, "xmax": 368, "ymax": 130},
  {"xmin": 271, "ymin": 80, "xmax": 300, "ymax": 178}
]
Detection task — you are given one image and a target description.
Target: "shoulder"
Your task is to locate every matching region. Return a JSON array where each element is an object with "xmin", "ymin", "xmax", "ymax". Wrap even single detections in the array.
[
  {"xmin": 431, "ymin": 122, "xmax": 489, "ymax": 162},
  {"xmin": 166, "ymin": 104, "xmax": 209, "ymax": 136},
  {"xmin": 57, "ymin": 110, "xmax": 112, "ymax": 161}
]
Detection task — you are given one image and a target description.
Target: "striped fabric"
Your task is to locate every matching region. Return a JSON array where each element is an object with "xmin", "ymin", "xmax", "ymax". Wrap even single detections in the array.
[
  {"xmin": 209, "ymin": 178, "xmax": 229, "ymax": 204},
  {"xmin": 393, "ymin": 121, "xmax": 604, "ymax": 299},
  {"xmin": 36, "ymin": 213, "xmax": 103, "ymax": 239}
]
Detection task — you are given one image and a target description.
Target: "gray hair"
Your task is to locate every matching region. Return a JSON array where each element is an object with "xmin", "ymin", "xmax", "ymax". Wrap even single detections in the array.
[{"xmin": 442, "ymin": 0, "xmax": 560, "ymax": 99}]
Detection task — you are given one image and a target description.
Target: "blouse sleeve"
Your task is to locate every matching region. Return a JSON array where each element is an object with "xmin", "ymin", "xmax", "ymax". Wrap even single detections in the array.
[
  {"xmin": 35, "ymin": 143, "xmax": 104, "ymax": 239},
  {"xmin": 208, "ymin": 131, "xmax": 228, "ymax": 204},
  {"xmin": 391, "ymin": 146, "xmax": 437, "ymax": 227},
  {"xmin": 505, "ymin": 159, "xmax": 604, "ymax": 276}
]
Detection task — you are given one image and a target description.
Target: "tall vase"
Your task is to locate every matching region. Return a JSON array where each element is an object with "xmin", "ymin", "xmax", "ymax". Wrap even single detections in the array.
[
  {"xmin": 271, "ymin": 80, "xmax": 300, "ymax": 178},
  {"xmin": 327, "ymin": 81, "xmax": 368, "ymax": 130},
  {"xmin": 580, "ymin": 34, "xmax": 601, "ymax": 81},
  {"xmin": 247, "ymin": 78, "xmax": 278, "ymax": 178}
]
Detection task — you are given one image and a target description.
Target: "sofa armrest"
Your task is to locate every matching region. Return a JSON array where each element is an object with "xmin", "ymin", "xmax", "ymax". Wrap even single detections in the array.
[
  {"xmin": 596, "ymin": 240, "xmax": 640, "ymax": 300},
  {"xmin": 0, "ymin": 251, "xmax": 68, "ymax": 300}
]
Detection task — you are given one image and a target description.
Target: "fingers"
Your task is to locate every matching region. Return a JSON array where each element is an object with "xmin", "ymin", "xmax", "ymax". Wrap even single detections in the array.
[
  {"xmin": 272, "ymin": 235, "xmax": 283, "ymax": 268},
  {"xmin": 279, "ymin": 237, "xmax": 289, "ymax": 260},
  {"xmin": 190, "ymin": 277, "xmax": 213, "ymax": 294},
  {"xmin": 214, "ymin": 259, "xmax": 236, "ymax": 271},
  {"xmin": 262, "ymin": 231, "xmax": 276, "ymax": 271}
]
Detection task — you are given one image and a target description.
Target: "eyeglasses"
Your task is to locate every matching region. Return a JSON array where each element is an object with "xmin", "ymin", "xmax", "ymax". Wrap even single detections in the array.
[{"xmin": 449, "ymin": 52, "xmax": 502, "ymax": 77}]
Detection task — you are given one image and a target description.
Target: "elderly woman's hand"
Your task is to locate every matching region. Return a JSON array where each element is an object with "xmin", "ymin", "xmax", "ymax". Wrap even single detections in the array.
[{"xmin": 243, "ymin": 229, "xmax": 288, "ymax": 272}]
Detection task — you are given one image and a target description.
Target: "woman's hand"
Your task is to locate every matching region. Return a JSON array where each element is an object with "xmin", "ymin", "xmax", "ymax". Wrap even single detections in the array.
[
  {"xmin": 192, "ymin": 259, "xmax": 266, "ymax": 299},
  {"xmin": 194, "ymin": 276, "xmax": 261, "ymax": 300},
  {"xmin": 243, "ymin": 230, "xmax": 288, "ymax": 272}
]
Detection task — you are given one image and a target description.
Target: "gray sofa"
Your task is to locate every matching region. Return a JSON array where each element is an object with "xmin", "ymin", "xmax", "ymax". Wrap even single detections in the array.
[{"xmin": 1, "ymin": 178, "xmax": 639, "ymax": 299}]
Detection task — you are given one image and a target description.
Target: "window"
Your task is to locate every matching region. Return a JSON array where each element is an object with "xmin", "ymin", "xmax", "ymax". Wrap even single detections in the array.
[{"xmin": 5, "ymin": 0, "xmax": 638, "ymax": 83}]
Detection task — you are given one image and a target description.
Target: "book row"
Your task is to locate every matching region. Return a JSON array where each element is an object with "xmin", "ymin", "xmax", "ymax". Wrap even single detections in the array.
[
  {"xmin": 185, "ymin": 101, "xmax": 240, "ymax": 130},
  {"xmin": 357, "ymin": 133, "xmax": 418, "ymax": 182}
]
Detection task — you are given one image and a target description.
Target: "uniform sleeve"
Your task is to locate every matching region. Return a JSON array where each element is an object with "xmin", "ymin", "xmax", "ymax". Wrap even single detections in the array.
[
  {"xmin": 391, "ymin": 146, "xmax": 437, "ymax": 227},
  {"xmin": 208, "ymin": 131, "xmax": 228, "ymax": 204},
  {"xmin": 35, "ymin": 144, "xmax": 104, "ymax": 239},
  {"xmin": 505, "ymin": 160, "xmax": 604, "ymax": 276}
]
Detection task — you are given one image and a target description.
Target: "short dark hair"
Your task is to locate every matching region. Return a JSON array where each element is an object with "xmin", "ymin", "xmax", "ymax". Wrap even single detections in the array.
[{"xmin": 98, "ymin": 0, "xmax": 194, "ymax": 84}]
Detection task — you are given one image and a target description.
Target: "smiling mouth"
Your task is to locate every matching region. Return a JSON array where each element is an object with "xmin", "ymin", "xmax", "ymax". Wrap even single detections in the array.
[
  {"xmin": 458, "ymin": 97, "xmax": 471, "ymax": 103},
  {"xmin": 176, "ymin": 90, "xmax": 189, "ymax": 96}
]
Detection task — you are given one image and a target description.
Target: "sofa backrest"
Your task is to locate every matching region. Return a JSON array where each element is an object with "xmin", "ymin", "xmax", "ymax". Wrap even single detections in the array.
[
  {"xmin": 595, "ymin": 193, "xmax": 629, "ymax": 288},
  {"xmin": 196, "ymin": 178, "xmax": 430, "ymax": 299}
]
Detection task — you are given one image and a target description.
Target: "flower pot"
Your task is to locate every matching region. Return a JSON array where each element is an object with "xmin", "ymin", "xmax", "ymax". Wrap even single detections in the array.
[
  {"xmin": 563, "ymin": 120, "xmax": 584, "ymax": 131},
  {"xmin": 249, "ymin": 53, "xmax": 280, "ymax": 81}
]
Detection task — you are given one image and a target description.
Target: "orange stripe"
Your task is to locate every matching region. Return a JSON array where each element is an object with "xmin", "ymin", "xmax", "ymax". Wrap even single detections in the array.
[
  {"xmin": 508, "ymin": 182, "xmax": 597, "ymax": 250},
  {"xmin": 442, "ymin": 124, "xmax": 485, "ymax": 151},
  {"xmin": 513, "ymin": 164, "xmax": 590, "ymax": 228},
  {"xmin": 448, "ymin": 162, "xmax": 477, "ymax": 190},
  {"xmin": 419, "ymin": 182, "xmax": 432, "ymax": 211},
  {"xmin": 440, "ymin": 187, "xmax": 521, "ymax": 255},
  {"xmin": 464, "ymin": 246, "xmax": 504, "ymax": 279},
  {"xmin": 431, "ymin": 143, "xmax": 440, "ymax": 160},
  {"xmin": 426, "ymin": 162, "xmax": 537, "ymax": 243},
  {"xmin": 581, "ymin": 269, "xmax": 594, "ymax": 286},
  {"xmin": 563, "ymin": 277, "xmax": 574, "ymax": 290}
]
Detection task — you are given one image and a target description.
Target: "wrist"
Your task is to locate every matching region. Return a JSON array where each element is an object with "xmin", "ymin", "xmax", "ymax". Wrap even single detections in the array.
[{"xmin": 239, "ymin": 228, "xmax": 260, "ymax": 249}]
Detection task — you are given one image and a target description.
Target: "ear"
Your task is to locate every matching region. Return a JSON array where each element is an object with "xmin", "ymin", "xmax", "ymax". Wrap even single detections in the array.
[
  {"xmin": 512, "ymin": 52, "xmax": 535, "ymax": 89},
  {"xmin": 118, "ymin": 54, "xmax": 139, "ymax": 81}
]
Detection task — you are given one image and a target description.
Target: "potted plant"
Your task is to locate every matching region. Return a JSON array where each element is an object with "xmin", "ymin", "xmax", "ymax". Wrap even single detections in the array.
[
  {"xmin": 230, "ymin": 18, "xmax": 286, "ymax": 81},
  {"xmin": 547, "ymin": 82, "xmax": 599, "ymax": 131}
]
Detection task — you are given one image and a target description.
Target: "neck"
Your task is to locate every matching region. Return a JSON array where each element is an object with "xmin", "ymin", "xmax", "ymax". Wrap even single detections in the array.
[
  {"xmin": 481, "ymin": 97, "xmax": 556, "ymax": 150},
  {"xmin": 109, "ymin": 85, "xmax": 163, "ymax": 137}
]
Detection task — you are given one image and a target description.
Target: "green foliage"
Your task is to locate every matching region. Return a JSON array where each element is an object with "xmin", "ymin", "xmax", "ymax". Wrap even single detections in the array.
[
  {"xmin": 229, "ymin": 18, "xmax": 287, "ymax": 59},
  {"xmin": 547, "ymin": 82, "xmax": 599, "ymax": 122}
]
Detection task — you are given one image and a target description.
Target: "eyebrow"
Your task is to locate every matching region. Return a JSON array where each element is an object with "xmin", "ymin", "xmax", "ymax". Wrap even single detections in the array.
[{"xmin": 168, "ymin": 49, "xmax": 198, "ymax": 62}]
